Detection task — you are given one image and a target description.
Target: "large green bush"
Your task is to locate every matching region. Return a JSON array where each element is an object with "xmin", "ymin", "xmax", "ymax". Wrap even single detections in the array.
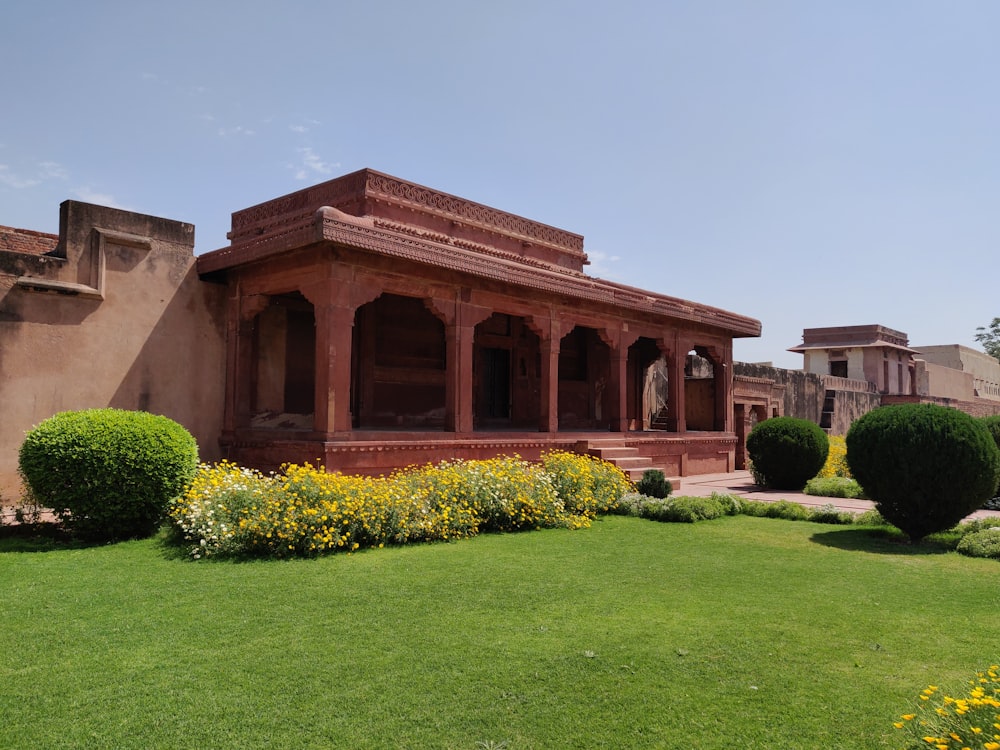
[
  {"xmin": 745, "ymin": 416, "xmax": 829, "ymax": 490},
  {"xmin": 846, "ymin": 404, "xmax": 1000, "ymax": 543},
  {"xmin": 978, "ymin": 415, "xmax": 1000, "ymax": 498},
  {"xmin": 19, "ymin": 408, "xmax": 198, "ymax": 541}
]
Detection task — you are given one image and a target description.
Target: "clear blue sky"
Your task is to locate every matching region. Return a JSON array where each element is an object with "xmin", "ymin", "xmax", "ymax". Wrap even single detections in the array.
[{"xmin": 3, "ymin": 1, "xmax": 997, "ymax": 368}]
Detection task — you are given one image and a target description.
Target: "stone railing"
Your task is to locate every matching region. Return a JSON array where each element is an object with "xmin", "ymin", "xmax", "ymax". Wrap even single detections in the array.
[{"xmin": 821, "ymin": 375, "xmax": 876, "ymax": 393}]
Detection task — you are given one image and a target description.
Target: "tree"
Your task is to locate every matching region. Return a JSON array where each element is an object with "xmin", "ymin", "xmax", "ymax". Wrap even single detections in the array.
[
  {"xmin": 746, "ymin": 416, "xmax": 829, "ymax": 490},
  {"xmin": 975, "ymin": 317, "xmax": 1000, "ymax": 361},
  {"xmin": 846, "ymin": 404, "xmax": 1000, "ymax": 543},
  {"xmin": 19, "ymin": 408, "xmax": 198, "ymax": 541}
]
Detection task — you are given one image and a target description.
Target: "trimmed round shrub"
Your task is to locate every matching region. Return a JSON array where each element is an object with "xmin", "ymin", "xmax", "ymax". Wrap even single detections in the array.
[
  {"xmin": 846, "ymin": 404, "xmax": 1000, "ymax": 543},
  {"xmin": 745, "ymin": 417, "xmax": 829, "ymax": 490},
  {"xmin": 19, "ymin": 408, "xmax": 199, "ymax": 541},
  {"xmin": 979, "ymin": 415, "xmax": 1000, "ymax": 498},
  {"xmin": 636, "ymin": 469, "xmax": 673, "ymax": 499},
  {"xmin": 957, "ymin": 528, "xmax": 1000, "ymax": 559}
]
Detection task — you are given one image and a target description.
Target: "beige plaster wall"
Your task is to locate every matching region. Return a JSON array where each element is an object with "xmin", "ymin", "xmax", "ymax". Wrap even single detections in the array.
[
  {"xmin": 0, "ymin": 201, "xmax": 227, "ymax": 499},
  {"xmin": 846, "ymin": 348, "xmax": 865, "ymax": 382},
  {"xmin": 917, "ymin": 344, "xmax": 1000, "ymax": 401},
  {"xmin": 802, "ymin": 348, "xmax": 866, "ymax": 382},
  {"xmin": 801, "ymin": 350, "xmax": 826, "ymax": 376},
  {"xmin": 913, "ymin": 360, "xmax": 975, "ymax": 401}
]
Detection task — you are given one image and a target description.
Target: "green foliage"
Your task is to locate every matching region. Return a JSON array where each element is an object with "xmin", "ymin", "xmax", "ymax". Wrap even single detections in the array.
[
  {"xmin": 745, "ymin": 417, "xmax": 829, "ymax": 490},
  {"xmin": 19, "ymin": 409, "xmax": 198, "ymax": 541},
  {"xmin": 616, "ymin": 492, "xmax": 847, "ymax": 525},
  {"xmin": 979, "ymin": 415, "xmax": 1000, "ymax": 448},
  {"xmin": 846, "ymin": 403, "xmax": 1000, "ymax": 542},
  {"xmin": 803, "ymin": 476, "xmax": 867, "ymax": 499},
  {"xmin": 612, "ymin": 493, "xmax": 728, "ymax": 523},
  {"xmin": 739, "ymin": 498, "xmax": 811, "ymax": 521},
  {"xmin": 806, "ymin": 503, "xmax": 855, "ymax": 525},
  {"xmin": 853, "ymin": 508, "xmax": 891, "ymax": 527},
  {"xmin": 635, "ymin": 468, "xmax": 673, "ymax": 498},
  {"xmin": 956, "ymin": 528, "xmax": 1000, "ymax": 559},
  {"xmin": 709, "ymin": 492, "xmax": 743, "ymax": 516},
  {"xmin": 978, "ymin": 415, "xmax": 1000, "ymax": 499},
  {"xmin": 975, "ymin": 317, "xmax": 1000, "ymax": 361}
]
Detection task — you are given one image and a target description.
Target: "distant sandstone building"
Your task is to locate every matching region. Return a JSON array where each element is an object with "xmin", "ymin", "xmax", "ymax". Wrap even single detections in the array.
[
  {"xmin": 728, "ymin": 324, "xmax": 1000, "ymax": 468},
  {"xmin": 789, "ymin": 324, "xmax": 1000, "ymax": 417},
  {"xmin": 0, "ymin": 169, "xmax": 763, "ymax": 496}
]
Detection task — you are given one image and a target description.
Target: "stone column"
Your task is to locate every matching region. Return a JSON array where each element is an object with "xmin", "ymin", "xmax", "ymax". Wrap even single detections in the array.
[
  {"xmin": 221, "ymin": 289, "xmax": 240, "ymax": 436},
  {"xmin": 538, "ymin": 317, "xmax": 561, "ymax": 432},
  {"xmin": 430, "ymin": 297, "xmax": 490, "ymax": 434},
  {"xmin": 717, "ymin": 344, "xmax": 734, "ymax": 432},
  {"xmin": 446, "ymin": 309, "xmax": 477, "ymax": 433},
  {"xmin": 614, "ymin": 330, "xmax": 642, "ymax": 433},
  {"xmin": 302, "ymin": 272, "xmax": 379, "ymax": 437},
  {"xmin": 608, "ymin": 337, "xmax": 631, "ymax": 433},
  {"xmin": 230, "ymin": 291, "xmax": 270, "ymax": 431},
  {"xmin": 312, "ymin": 302, "xmax": 355, "ymax": 435},
  {"xmin": 667, "ymin": 336, "xmax": 686, "ymax": 433}
]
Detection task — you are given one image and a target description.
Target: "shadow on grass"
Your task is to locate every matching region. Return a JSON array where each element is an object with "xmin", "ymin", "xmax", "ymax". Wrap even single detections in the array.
[
  {"xmin": 810, "ymin": 526, "xmax": 954, "ymax": 556},
  {"xmin": 0, "ymin": 522, "xmax": 187, "ymax": 555},
  {"xmin": 0, "ymin": 522, "xmax": 93, "ymax": 553}
]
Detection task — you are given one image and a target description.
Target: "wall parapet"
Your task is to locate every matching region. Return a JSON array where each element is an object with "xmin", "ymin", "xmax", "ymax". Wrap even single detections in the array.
[{"xmin": 821, "ymin": 375, "xmax": 877, "ymax": 393}]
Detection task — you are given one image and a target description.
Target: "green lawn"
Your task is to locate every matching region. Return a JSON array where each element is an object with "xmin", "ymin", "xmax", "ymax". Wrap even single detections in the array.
[{"xmin": 2, "ymin": 515, "xmax": 998, "ymax": 749}]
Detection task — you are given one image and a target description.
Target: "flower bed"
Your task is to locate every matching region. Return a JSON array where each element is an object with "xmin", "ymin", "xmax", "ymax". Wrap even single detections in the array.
[{"xmin": 169, "ymin": 451, "xmax": 633, "ymax": 559}]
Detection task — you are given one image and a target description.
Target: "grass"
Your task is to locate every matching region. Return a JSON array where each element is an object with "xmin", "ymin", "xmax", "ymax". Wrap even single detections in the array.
[{"xmin": 2, "ymin": 515, "xmax": 999, "ymax": 748}]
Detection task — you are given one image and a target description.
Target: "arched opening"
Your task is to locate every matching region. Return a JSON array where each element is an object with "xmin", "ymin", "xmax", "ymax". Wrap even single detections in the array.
[
  {"xmin": 685, "ymin": 347, "xmax": 720, "ymax": 431},
  {"xmin": 351, "ymin": 293, "xmax": 446, "ymax": 429},
  {"xmin": 627, "ymin": 337, "xmax": 666, "ymax": 430},
  {"xmin": 558, "ymin": 325, "xmax": 611, "ymax": 430},
  {"xmin": 474, "ymin": 313, "xmax": 541, "ymax": 429},
  {"xmin": 249, "ymin": 292, "xmax": 315, "ymax": 430}
]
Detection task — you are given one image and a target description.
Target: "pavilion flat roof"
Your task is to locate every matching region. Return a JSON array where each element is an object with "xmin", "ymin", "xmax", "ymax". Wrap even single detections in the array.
[{"xmin": 199, "ymin": 195, "xmax": 761, "ymax": 338}]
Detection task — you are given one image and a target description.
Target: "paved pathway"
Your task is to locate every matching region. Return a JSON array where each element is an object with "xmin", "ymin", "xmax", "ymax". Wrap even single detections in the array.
[{"xmin": 674, "ymin": 470, "xmax": 1000, "ymax": 522}]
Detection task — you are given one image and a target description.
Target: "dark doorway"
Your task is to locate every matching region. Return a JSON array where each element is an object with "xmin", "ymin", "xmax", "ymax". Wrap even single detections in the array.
[
  {"xmin": 474, "ymin": 313, "xmax": 540, "ymax": 429},
  {"xmin": 283, "ymin": 308, "xmax": 316, "ymax": 414},
  {"xmin": 351, "ymin": 293, "xmax": 447, "ymax": 429},
  {"xmin": 480, "ymin": 347, "xmax": 511, "ymax": 422}
]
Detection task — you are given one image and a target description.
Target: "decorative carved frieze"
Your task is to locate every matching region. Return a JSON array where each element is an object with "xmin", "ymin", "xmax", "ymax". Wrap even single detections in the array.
[{"xmin": 227, "ymin": 169, "xmax": 584, "ymax": 261}]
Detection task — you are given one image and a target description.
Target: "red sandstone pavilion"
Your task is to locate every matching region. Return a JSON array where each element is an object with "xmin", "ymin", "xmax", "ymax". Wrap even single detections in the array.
[
  {"xmin": 197, "ymin": 169, "xmax": 761, "ymax": 478},
  {"xmin": 0, "ymin": 168, "xmax": 760, "ymax": 495}
]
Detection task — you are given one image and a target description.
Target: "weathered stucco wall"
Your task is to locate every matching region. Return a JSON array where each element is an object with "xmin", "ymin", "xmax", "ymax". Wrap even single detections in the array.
[
  {"xmin": 734, "ymin": 362, "xmax": 826, "ymax": 424},
  {"xmin": 0, "ymin": 201, "xmax": 227, "ymax": 498},
  {"xmin": 826, "ymin": 389, "xmax": 882, "ymax": 435}
]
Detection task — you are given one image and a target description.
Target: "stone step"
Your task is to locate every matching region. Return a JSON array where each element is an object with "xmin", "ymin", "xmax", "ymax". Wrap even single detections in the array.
[
  {"xmin": 573, "ymin": 438, "xmax": 681, "ymax": 490},
  {"xmin": 587, "ymin": 446, "xmax": 641, "ymax": 460},
  {"xmin": 579, "ymin": 438, "xmax": 629, "ymax": 449}
]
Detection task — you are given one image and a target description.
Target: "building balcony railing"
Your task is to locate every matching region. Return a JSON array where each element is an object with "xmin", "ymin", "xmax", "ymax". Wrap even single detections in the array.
[{"xmin": 821, "ymin": 375, "xmax": 877, "ymax": 393}]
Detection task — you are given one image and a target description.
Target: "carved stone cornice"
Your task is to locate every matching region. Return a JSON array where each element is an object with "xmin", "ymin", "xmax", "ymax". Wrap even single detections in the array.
[
  {"xmin": 363, "ymin": 171, "xmax": 584, "ymax": 256},
  {"xmin": 198, "ymin": 207, "xmax": 760, "ymax": 338},
  {"xmin": 225, "ymin": 169, "xmax": 585, "ymax": 264}
]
